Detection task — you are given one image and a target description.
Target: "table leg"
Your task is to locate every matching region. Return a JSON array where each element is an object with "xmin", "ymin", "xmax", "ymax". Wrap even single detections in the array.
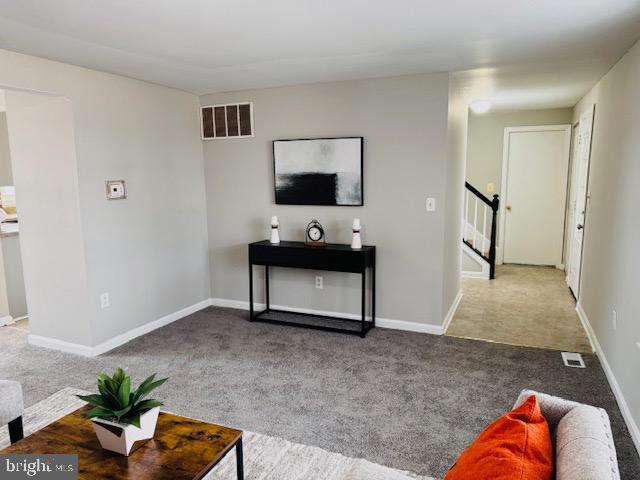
[
  {"xmin": 361, "ymin": 269, "xmax": 366, "ymax": 338},
  {"xmin": 236, "ymin": 437, "xmax": 244, "ymax": 480},
  {"xmin": 371, "ymin": 264, "xmax": 376, "ymax": 328},
  {"xmin": 265, "ymin": 265, "xmax": 270, "ymax": 311},
  {"xmin": 8, "ymin": 416, "xmax": 23, "ymax": 444},
  {"xmin": 249, "ymin": 264, "xmax": 254, "ymax": 321}
]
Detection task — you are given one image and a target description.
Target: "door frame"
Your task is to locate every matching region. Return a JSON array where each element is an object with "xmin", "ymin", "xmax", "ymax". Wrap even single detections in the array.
[
  {"xmin": 566, "ymin": 105, "xmax": 595, "ymax": 298},
  {"xmin": 498, "ymin": 124, "xmax": 573, "ymax": 265}
]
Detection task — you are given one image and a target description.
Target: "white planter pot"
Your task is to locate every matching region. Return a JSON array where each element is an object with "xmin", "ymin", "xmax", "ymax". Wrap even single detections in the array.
[{"xmin": 91, "ymin": 407, "xmax": 160, "ymax": 456}]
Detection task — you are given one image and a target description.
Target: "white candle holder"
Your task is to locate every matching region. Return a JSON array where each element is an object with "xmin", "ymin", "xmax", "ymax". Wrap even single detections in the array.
[
  {"xmin": 270, "ymin": 216, "xmax": 280, "ymax": 244},
  {"xmin": 351, "ymin": 218, "xmax": 362, "ymax": 250}
]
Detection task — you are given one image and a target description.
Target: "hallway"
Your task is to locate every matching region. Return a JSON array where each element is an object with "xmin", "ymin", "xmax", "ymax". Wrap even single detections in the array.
[{"xmin": 447, "ymin": 264, "xmax": 592, "ymax": 353}]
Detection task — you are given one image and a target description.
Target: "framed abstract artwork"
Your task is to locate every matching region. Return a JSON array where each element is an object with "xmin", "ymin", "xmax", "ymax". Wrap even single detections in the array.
[{"xmin": 273, "ymin": 137, "xmax": 363, "ymax": 206}]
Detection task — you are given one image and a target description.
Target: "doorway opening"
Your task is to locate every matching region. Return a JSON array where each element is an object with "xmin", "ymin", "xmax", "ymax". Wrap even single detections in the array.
[
  {"xmin": 0, "ymin": 90, "xmax": 28, "ymax": 333},
  {"xmin": 449, "ymin": 107, "xmax": 594, "ymax": 352}
]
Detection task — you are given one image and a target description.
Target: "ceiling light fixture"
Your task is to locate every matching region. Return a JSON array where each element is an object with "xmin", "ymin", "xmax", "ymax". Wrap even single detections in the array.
[{"xmin": 469, "ymin": 99, "xmax": 492, "ymax": 114}]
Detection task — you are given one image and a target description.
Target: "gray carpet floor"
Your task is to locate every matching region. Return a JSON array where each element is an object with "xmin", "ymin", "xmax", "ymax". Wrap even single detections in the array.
[{"xmin": 1, "ymin": 306, "xmax": 639, "ymax": 479}]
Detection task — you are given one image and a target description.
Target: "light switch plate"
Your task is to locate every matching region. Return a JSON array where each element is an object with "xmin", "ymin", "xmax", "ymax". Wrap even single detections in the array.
[
  {"xmin": 100, "ymin": 292, "xmax": 110, "ymax": 309},
  {"xmin": 106, "ymin": 180, "xmax": 126, "ymax": 200},
  {"xmin": 426, "ymin": 197, "xmax": 436, "ymax": 212},
  {"xmin": 487, "ymin": 182, "xmax": 494, "ymax": 193}
]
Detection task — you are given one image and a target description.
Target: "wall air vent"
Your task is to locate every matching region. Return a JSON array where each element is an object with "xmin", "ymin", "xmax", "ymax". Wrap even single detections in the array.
[
  {"xmin": 561, "ymin": 352, "xmax": 586, "ymax": 368},
  {"xmin": 201, "ymin": 102, "xmax": 254, "ymax": 140}
]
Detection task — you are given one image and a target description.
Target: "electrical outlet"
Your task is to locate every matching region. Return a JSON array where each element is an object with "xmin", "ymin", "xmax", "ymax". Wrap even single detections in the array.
[
  {"xmin": 612, "ymin": 309, "xmax": 617, "ymax": 331},
  {"xmin": 426, "ymin": 197, "xmax": 436, "ymax": 212},
  {"xmin": 315, "ymin": 276, "xmax": 323, "ymax": 289},
  {"xmin": 100, "ymin": 292, "xmax": 110, "ymax": 309}
]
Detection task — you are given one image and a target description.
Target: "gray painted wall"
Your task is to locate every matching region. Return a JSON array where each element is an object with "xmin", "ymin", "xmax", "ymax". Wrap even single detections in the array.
[
  {"xmin": 201, "ymin": 73, "xmax": 452, "ymax": 327},
  {"xmin": 573, "ymin": 39, "xmax": 640, "ymax": 448},
  {"xmin": 1, "ymin": 48, "xmax": 210, "ymax": 347},
  {"xmin": 0, "ymin": 113, "xmax": 13, "ymax": 185},
  {"xmin": 466, "ymin": 108, "xmax": 573, "ymax": 196}
]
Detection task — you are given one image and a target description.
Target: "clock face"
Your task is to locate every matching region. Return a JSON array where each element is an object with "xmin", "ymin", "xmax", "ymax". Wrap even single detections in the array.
[{"xmin": 309, "ymin": 226, "xmax": 323, "ymax": 241}]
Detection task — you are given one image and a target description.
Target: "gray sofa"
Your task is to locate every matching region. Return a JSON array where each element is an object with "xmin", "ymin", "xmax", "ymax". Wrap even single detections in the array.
[
  {"xmin": 513, "ymin": 389, "xmax": 620, "ymax": 480},
  {"xmin": 0, "ymin": 380, "xmax": 23, "ymax": 444}
]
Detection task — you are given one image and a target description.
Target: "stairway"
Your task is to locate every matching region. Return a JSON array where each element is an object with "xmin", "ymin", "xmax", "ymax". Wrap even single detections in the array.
[{"xmin": 462, "ymin": 182, "xmax": 499, "ymax": 279}]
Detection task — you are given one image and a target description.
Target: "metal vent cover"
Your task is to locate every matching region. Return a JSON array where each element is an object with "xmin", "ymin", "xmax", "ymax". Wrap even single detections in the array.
[{"xmin": 562, "ymin": 351, "xmax": 586, "ymax": 368}]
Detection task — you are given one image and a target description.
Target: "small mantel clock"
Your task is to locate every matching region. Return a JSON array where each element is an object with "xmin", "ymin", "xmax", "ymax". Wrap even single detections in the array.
[{"xmin": 305, "ymin": 219, "xmax": 327, "ymax": 247}]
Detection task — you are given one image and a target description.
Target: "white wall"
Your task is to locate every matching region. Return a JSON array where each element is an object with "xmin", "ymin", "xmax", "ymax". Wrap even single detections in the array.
[
  {"xmin": 1, "ymin": 48, "xmax": 210, "ymax": 348},
  {"xmin": 573, "ymin": 39, "xmax": 640, "ymax": 452},
  {"xmin": 201, "ymin": 74, "xmax": 452, "ymax": 328},
  {"xmin": 461, "ymin": 249, "xmax": 483, "ymax": 273}
]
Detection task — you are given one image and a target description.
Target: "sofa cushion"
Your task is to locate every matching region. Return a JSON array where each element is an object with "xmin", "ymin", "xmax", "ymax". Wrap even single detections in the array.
[
  {"xmin": 555, "ymin": 405, "xmax": 619, "ymax": 480},
  {"xmin": 444, "ymin": 395, "xmax": 553, "ymax": 480}
]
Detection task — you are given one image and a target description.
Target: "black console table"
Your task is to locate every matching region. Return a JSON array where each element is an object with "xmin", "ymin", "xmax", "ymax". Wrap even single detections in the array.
[{"xmin": 248, "ymin": 240, "xmax": 376, "ymax": 337}]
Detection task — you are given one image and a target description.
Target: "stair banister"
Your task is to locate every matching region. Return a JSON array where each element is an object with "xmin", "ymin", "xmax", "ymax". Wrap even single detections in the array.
[{"xmin": 463, "ymin": 182, "xmax": 499, "ymax": 279}]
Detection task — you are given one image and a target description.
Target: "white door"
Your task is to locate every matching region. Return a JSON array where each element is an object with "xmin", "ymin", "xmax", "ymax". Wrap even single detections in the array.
[
  {"xmin": 501, "ymin": 125, "xmax": 572, "ymax": 266},
  {"xmin": 566, "ymin": 106, "xmax": 595, "ymax": 296}
]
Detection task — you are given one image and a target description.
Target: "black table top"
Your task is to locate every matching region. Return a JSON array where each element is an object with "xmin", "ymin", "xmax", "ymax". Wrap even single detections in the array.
[{"xmin": 249, "ymin": 240, "xmax": 375, "ymax": 252}]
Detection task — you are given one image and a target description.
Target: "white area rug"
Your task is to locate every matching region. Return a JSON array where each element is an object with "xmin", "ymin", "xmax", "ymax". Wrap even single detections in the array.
[{"xmin": 0, "ymin": 388, "xmax": 435, "ymax": 480}]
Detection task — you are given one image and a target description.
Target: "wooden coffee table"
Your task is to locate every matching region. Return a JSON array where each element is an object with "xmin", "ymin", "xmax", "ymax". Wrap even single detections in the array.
[{"xmin": 1, "ymin": 406, "xmax": 243, "ymax": 480}]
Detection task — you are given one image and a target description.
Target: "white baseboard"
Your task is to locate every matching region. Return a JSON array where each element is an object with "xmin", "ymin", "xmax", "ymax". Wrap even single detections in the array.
[
  {"xmin": 0, "ymin": 315, "xmax": 14, "ymax": 326},
  {"xmin": 91, "ymin": 299, "xmax": 212, "ymax": 356},
  {"xmin": 576, "ymin": 302, "xmax": 640, "ymax": 455},
  {"xmin": 442, "ymin": 290, "xmax": 463, "ymax": 334},
  {"xmin": 377, "ymin": 317, "xmax": 442, "ymax": 335},
  {"xmin": 575, "ymin": 302, "xmax": 596, "ymax": 353},
  {"xmin": 461, "ymin": 271, "xmax": 489, "ymax": 279},
  {"xmin": 28, "ymin": 299, "xmax": 212, "ymax": 357},
  {"xmin": 28, "ymin": 334, "xmax": 95, "ymax": 357},
  {"xmin": 210, "ymin": 298, "xmax": 444, "ymax": 335}
]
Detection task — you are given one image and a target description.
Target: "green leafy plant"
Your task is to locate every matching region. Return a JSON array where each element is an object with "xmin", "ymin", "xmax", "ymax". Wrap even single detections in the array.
[{"xmin": 77, "ymin": 368, "xmax": 168, "ymax": 428}]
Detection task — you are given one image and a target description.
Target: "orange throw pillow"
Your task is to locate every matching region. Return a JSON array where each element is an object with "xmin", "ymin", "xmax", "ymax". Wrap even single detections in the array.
[{"xmin": 444, "ymin": 395, "xmax": 553, "ymax": 480}]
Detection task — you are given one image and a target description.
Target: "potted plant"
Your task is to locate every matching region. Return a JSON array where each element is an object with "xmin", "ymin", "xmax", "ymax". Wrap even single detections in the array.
[{"xmin": 77, "ymin": 368, "xmax": 168, "ymax": 456}]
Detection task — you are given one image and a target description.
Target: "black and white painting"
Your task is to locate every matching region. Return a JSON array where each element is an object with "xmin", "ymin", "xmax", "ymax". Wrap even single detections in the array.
[{"xmin": 273, "ymin": 137, "xmax": 363, "ymax": 205}]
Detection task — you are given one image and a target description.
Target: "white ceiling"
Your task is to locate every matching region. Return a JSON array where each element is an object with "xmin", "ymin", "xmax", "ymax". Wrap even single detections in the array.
[{"xmin": 0, "ymin": 0, "xmax": 639, "ymax": 109}]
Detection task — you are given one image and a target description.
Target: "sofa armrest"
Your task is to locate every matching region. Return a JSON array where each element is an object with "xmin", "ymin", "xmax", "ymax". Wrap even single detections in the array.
[
  {"xmin": 515, "ymin": 389, "xmax": 620, "ymax": 480},
  {"xmin": 0, "ymin": 380, "xmax": 23, "ymax": 426},
  {"xmin": 514, "ymin": 389, "xmax": 582, "ymax": 432}
]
